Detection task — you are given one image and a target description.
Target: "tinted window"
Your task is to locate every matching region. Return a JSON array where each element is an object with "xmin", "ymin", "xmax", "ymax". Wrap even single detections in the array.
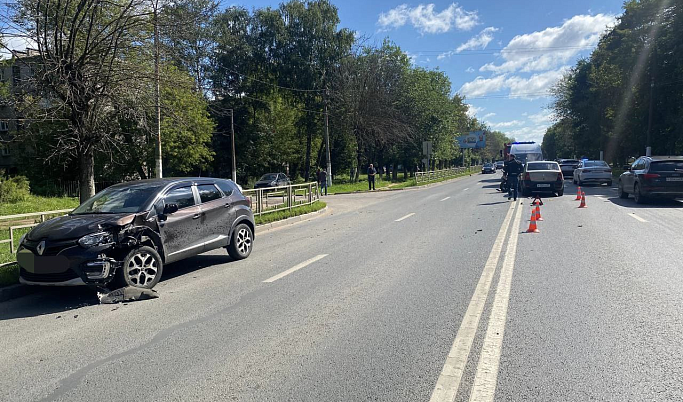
[
  {"xmin": 165, "ymin": 187, "xmax": 195, "ymax": 209},
  {"xmin": 198, "ymin": 184, "xmax": 222, "ymax": 203},
  {"xmin": 72, "ymin": 184, "xmax": 163, "ymax": 214},
  {"xmin": 527, "ymin": 163, "xmax": 559, "ymax": 171},
  {"xmin": 584, "ymin": 161, "xmax": 608, "ymax": 167},
  {"xmin": 216, "ymin": 181, "xmax": 235, "ymax": 196},
  {"xmin": 260, "ymin": 174, "xmax": 277, "ymax": 181},
  {"xmin": 650, "ymin": 161, "xmax": 683, "ymax": 172}
]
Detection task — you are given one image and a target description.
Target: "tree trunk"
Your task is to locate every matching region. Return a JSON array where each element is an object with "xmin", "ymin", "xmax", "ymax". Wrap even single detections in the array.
[
  {"xmin": 392, "ymin": 162, "xmax": 398, "ymax": 181},
  {"xmin": 79, "ymin": 147, "xmax": 95, "ymax": 203}
]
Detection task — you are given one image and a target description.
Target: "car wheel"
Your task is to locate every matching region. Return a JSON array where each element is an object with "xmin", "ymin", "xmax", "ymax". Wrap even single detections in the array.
[
  {"xmin": 228, "ymin": 223, "xmax": 253, "ymax": 260},
  {"xmin": 634, "ymin": 183, "xmax": 647, "ymax": 204},
  {"xmin": 557, "ymin": 189, "xmax": 564, "ymax": 196},
  {"xmin": 618, "ymin": 181, "xmax": 629, "ymax": 199},
  {"xmin": 115, "ymin": 246, "xmax": 163, "ymax": 289}
]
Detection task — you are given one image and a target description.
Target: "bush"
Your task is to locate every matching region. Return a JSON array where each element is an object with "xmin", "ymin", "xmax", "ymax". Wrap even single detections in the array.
[{"xmin": 0, "ymin": 174, "xmax": 31, "ymax": 203}]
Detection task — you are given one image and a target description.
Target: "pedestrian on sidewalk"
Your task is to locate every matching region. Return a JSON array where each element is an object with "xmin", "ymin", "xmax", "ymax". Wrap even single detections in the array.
[
  {"xmin": 368, "ymin": 163, "xmax": 376, "ymax": 190},
  {"xmin": 317, "ymin": 168, "xmax": 328, "ymax": 196}
]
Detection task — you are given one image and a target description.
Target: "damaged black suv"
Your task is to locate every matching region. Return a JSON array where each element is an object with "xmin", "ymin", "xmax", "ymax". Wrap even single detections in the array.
[{"xmin": 16, "ymin": 178, "xmax": 255, "ymax": 289}]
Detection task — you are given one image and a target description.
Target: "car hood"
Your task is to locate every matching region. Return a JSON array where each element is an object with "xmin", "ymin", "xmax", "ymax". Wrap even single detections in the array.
[{"xmin": 27, "ymin": 213, "xmax": 140, "ymax": 241}]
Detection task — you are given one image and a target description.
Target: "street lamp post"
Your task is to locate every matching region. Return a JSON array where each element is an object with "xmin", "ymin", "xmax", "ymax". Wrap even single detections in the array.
[{"xmin": 230, "ymin": 109, "xmax": 236, "ymax": 183}]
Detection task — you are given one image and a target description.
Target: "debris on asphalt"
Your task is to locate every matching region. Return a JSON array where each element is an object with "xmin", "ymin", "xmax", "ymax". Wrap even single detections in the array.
[
  {"xmin": 73, "ymin": 315, "xmax": 78, "ymax": 319},
  {"xmin": 98, "ymin": 287, "xmax": 159, "ymax": 304}
]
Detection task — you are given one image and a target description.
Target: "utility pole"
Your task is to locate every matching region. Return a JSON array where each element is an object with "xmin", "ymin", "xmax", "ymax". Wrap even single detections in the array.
[
  {"xmin": 153, "ymin": 0, "xmax": 162, "ymax": 178},
  {"xmin": 230, "ymin": 109, "xmax": 237, "ymax": 183},
  {"xmin": 324, "ymin": 89, "xmax": 332, "ymax": 186}
]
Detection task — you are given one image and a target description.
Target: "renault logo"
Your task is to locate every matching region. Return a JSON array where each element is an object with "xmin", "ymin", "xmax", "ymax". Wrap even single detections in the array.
[{"xmin": 36, "ymin": 241, "xmax": 46, "ymax": 256}]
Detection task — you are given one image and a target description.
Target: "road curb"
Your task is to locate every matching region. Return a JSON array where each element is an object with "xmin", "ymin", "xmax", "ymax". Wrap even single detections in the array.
[
  {"xmin": 328, "ymin": 173, "xmax": 477, "ymax": 196},
  {"xmin": 255, "ymin": 206, "xmax": 330, "ymax": 233},
  {"xmin": 0, "ymin": 283, "xmax": 38, "ymax": 303}
]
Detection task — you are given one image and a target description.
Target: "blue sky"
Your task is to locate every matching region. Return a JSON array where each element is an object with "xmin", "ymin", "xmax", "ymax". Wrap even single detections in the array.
[{"xmin": 244, "ymin": 0, "xmax": 625, "ymax": 143}]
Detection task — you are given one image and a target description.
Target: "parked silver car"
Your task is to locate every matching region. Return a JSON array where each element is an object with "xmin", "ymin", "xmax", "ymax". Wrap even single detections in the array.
[{"xmin": 573, "ymin": 160, "xmax": 612, "ymax": 186}]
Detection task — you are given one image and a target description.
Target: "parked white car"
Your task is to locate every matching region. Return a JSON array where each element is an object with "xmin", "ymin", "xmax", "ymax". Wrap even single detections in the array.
[{"xmin": 573, "ymin": 160, "xmax": 613, "ymax": 186}]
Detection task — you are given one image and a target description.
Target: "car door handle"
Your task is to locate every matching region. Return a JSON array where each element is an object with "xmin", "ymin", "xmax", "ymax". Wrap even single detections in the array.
[
  {"xmin": 224, "ymin": 203, "xmax": 231, "ymax": 208},
  {"xmin": 193, "ymin": 213, "xmax": 202, "ymax": 220}
]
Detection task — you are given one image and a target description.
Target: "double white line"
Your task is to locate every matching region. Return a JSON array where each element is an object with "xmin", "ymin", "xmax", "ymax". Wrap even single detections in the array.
[{"xmin": 430, "ymin": 200, "xmax": 524, "ymax": 402}]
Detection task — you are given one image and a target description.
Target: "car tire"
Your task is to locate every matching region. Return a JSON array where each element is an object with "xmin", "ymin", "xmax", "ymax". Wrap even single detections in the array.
[
  {"xmin": 634, "ymin": 183, "xmax": 647, "ymax": 204},
  {"xmin": 618, "ymin": 181, "xmax": 629, "ymax": 199},
  {"xmin": 114, "ymin": 246, "xmax": 163, "ymax": 289},
  {"xmin": 228, "ymin": 223, "xmax": 254, "ymax": 260},
  {"xmin": 557, "ymin": 189, "xmax": 564, "ymax": 196}
]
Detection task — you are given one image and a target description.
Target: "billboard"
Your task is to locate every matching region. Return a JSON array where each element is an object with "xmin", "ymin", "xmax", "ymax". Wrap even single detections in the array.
[{"xmin": 456, "ymin": 131, "xmax": 486, "ymax": 149}]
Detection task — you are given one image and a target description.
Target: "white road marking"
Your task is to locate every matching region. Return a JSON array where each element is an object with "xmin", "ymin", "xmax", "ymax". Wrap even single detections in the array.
[
  {"xmin": 469, "ymin": 202, "xmax": 524, "ymax": 402},
  {"xmin": 429, "ymin": 201, "xmax": 517, "ymax": 402},
  {"xmin": 395, "ymin": 213, "xmax": 416, "ymax": 222},
  {"xmin": 464, "ymin": 188, "xmax": 470, "ymax": 191},
  {"xmin": 629, "ymin": 213, "xmax": 648, "ymax": 223},
  {"xmin": 262, "ymin": 254, "xmax": 328, "ymax": 283},
  {"xmin": 440, "ymin": 197, "xmax": 451, "ymax": 202}
]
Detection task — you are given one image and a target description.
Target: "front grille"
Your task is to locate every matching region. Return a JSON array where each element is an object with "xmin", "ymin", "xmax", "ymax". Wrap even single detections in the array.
[
  {"xmin": 23, "ymin": 239, "xmax": 78, "ymax": 256},
  {"xmin": 20, "ymin": 268, "xmax": 80, "ymax": 283}
]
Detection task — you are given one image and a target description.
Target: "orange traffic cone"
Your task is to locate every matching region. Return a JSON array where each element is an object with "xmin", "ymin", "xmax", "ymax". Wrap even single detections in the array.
[
  {"xmin": 535, "ymin": 204, "xmax": 543, "ymax": 221},
  {"xmin": 578, "ymin": 192, "xmax": 587, "ymax": 208},
  {"xmin": 526, "ymin": 209, "xmax": 540, "ymax": 233},
  {"xmin": 575, "ymin": 186, "xmax": 582, "ymax": 200}
]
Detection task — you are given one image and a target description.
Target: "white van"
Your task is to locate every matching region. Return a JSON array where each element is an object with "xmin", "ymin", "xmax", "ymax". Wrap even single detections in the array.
[{"xmin": 509, "ymin": 142, "xmax": 543, "ymax": 164}]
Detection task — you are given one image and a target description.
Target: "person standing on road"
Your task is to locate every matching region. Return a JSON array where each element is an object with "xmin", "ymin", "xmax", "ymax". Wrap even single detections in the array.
[
  {"xmin": 505, "ymin": 154, "xmax": 524, "ymax": 201},
  {"xmin": 368, "ymin": 163, "xmax": 376, "ymax": 190}
]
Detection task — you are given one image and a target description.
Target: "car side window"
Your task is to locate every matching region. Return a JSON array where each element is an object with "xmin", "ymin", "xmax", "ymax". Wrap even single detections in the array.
[
  {"xmin": 197, "ymin": 184, "xmax": 222, "ymax": 203},
  {"xmin": 215, "ymin": 181, "xmax": 234, "ymax": 197},
  {"xmin": 631, "ymin": 159, "xmax": 641, "ymax": 170},
  {"xmin": 165, "ymin": 187, "xmax": 195, "ymax": 209}
]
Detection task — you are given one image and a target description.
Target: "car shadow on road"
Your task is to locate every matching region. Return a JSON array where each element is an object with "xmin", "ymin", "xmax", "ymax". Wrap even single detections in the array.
[
  {"xmin": 0, "ymin": 254, "xmax": 238, "ymax": 321},
  {"xmin": 565, "ymin": 181, "xmax": 683, "ymax": 209},
  {"xmin": 0, "ymin": 287, "xmax": 100, "ymax": 321},
  {"xmin": 478, "ymin": 178, "xmax": 501, "ymax": 183}
]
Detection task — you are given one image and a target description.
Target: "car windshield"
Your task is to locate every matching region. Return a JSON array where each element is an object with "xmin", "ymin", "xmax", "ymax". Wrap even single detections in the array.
[
  {"xmin": 72, "ymin": 184, "xmax": 162, "ymax": 214},
  {"xmin": 560, "ymin": 160, "xmax": 579, "ymax": 164},
  {"xmin": 527, "ymin": 163, "xmax": 559, "ymax": 171},
  {"xmin": 484, "ymin": 163, "xmax": 493, "ymax": 167},
  {"xmin": 650, "ymin": 161, "xmax": 683, "ymax": 172},
  {"xmin": 260, "ymin": 174, "xmax": 278, "ymax": 181},
  {"xmin": 584, "ymin": 161, "xmax": 608, "ymax": 167}
]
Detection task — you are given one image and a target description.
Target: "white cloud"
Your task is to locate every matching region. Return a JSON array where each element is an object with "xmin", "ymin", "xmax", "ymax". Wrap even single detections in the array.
[
  {"xmin": 466, "ymin": 66, "xmax": 475, "ymax": 73},
  {"xmin": 438, "ymin": 26, "xmax": 498, "ymax": 59},
  {"xmin": 459, "ymin": 67, "xmax": 567, "ymax": 99},
  {"xmin": 378, "ymin": 3, "xmax": 479, "ymax": 34},
  {"xmin": 489, "ymin": 120, "xmax": 525, "ymax": 128},
  {"xmin": 527, "ymin": 110, "xmax": 556, "ymax": 124},
  {"xmin": 505, "ymin": 125, "xmax": 550, "ymax": 143},
  {"xmin": 459, "ymin": 74, "xmax": 507, "ymax": 98},
  {"xmin": 479, "ymin": 14, "xmax": 616, "ymax": 73},
  {"xmin": 482, "ymin": 112, "xmax": 496, "ymax": 119},
  {"xmin": 466, "ymin": 104, "xmax": 484, "ymax": 118}
]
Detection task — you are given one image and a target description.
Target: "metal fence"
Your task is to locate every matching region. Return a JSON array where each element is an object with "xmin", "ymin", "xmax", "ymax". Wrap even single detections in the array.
[
  {"xmin": 34, "ymin": 180, "xmax": 120, "ymax": 197},
  {"xmin": 415, "ymin": 166, "xmax": 481, "ymax": 184},
  {"xmin": 0, "ymin": 209, "xmax": 73, "ymax": 255},
  {"xmin": 242, "ymin": 182, "xmax": 320, "ymax": 216}
]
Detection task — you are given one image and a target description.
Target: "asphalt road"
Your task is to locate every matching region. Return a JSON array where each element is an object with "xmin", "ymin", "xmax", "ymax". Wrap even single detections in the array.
[{"xmin": 1, "ymin": 173, "xmax": 682, "ymax": 402}]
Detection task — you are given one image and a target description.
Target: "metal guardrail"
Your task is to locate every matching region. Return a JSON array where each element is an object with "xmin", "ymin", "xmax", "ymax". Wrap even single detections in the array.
[
  {"xmin": 415, "ymin": 166, "xmax": 481, "ymax": 184},
  {"xmin": 0, "ymin": 209, "xmax": 73, "ymax": 255},
  {"xmin": 242, "ymin": 182, "xmax": 320, "ymax": 216}
]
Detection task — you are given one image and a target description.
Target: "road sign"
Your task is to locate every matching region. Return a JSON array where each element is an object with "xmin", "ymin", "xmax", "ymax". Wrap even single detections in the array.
[
  {"xmin": 456, "ymin": 131, "xmax": 486, "ymax": 149},
  {"xmin": 422, "ymin": 141, "xmax": 433, "ymax": 156}
]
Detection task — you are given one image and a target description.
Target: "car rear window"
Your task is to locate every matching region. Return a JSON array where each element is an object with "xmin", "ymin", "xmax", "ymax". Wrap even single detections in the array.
[
  {"xmin": 198, "ymin": 184, "xmax": 222, "ymax": 203},
  {"xmin": 650, "ymin": 161, "xmax": 683, "ymax": 172},
  {"xmin": 527, "ymin": 163, "xmax": 559, "ymax": 171},
  {"xmin": 584, "ymin": 161, "xmax": 608, "ymax": 167}
]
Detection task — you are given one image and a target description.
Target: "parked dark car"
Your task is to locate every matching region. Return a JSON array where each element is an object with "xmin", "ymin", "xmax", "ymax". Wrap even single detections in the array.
[
  {"xmin": 618, "ymin": 156, "xmax": 683, "ymax": 204},
  {"xmin": 16, "ymin": 178, "xmax": 255, "ymax": 289},
  {"xmin": 254, "ymin": 173, "xmax": 291, "ymax": 189},
  {"xmin": 519, "ymin": 161, "xmax": 564, "ymax": 197},
  {"xmin": 481, "ymin": 163, "xmax": 496, "ymax": 174},
  {"xmin": 558, "ymin": 159, "xmax": 580, "ymax": 178}
]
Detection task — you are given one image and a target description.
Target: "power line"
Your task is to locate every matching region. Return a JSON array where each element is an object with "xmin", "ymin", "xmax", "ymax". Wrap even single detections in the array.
[{"xmin": 225, "ymin": 68, "xmax": 326, "ymax": 93}]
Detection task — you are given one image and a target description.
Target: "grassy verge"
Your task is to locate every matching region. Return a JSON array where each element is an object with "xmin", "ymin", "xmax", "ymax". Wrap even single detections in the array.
[
  {"xmin": 327, "ymin": 170, "xmax": 475, "ymax": 193},
  {"xmin": 0, "ymin": 196, "xmax": 79, "ymax": 216},
  {"xmin": 255, "ymin": 201, "xmax": 326, "ymax": 226},
  {"xmin": 0, "ymin": 262, "xmax": 19, "ymax": 288}
]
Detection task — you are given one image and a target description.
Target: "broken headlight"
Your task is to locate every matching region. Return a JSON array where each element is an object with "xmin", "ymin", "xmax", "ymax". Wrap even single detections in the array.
[{"xmin": 78, "ymin": 232, "xmax": 114, "ymax": 248}]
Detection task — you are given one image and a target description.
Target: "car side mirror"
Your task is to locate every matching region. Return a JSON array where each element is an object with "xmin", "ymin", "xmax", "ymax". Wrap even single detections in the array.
[{"xmin": 163, "ymin": 203, "xmax": 179, "ymax": 215}]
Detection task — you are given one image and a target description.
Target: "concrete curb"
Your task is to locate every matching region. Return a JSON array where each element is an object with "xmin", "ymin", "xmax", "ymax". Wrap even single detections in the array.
[
  {"xmin": 0, "ymin": 283, "xmax": 38, "ymax": 303},
  {"xmin": 327, "ymin": 173, "xmax": 477, "ymax": 196},
  {"xmin": 255, "ymin": 206, "xmax": 330, "ymax": 234}
]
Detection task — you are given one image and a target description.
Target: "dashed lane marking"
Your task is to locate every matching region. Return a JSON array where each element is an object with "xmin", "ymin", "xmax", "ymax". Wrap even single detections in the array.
[
  {"xmin": 395, "ymin": 213, "xmax": 416, "ymax": 222},
  {"xmin": 262, "ymin": 254, "xmax": 328, "ymax": 283},
  {"xmin": 440, "ymin": 197, "xmax": 451, "ymax": 202},
  {"xmin": 628, "ymin": 213, "xmax": 648, "ymax": 223}
]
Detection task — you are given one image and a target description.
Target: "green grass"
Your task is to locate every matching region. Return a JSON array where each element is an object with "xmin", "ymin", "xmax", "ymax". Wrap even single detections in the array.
[
  {"xmin": 0, "ymin": 195, "xmax": 79, "ymax": 216},
  {"xmin": 326, "ymin": 170, "xmax": 475, "ymax": 193},
  {"xmin": 0, "ymin": 262, "xmax": 19, "ymax": 288},
  {"xmin": 255, "ymin": 201, "xmax": 326, "ymax": 225}
]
